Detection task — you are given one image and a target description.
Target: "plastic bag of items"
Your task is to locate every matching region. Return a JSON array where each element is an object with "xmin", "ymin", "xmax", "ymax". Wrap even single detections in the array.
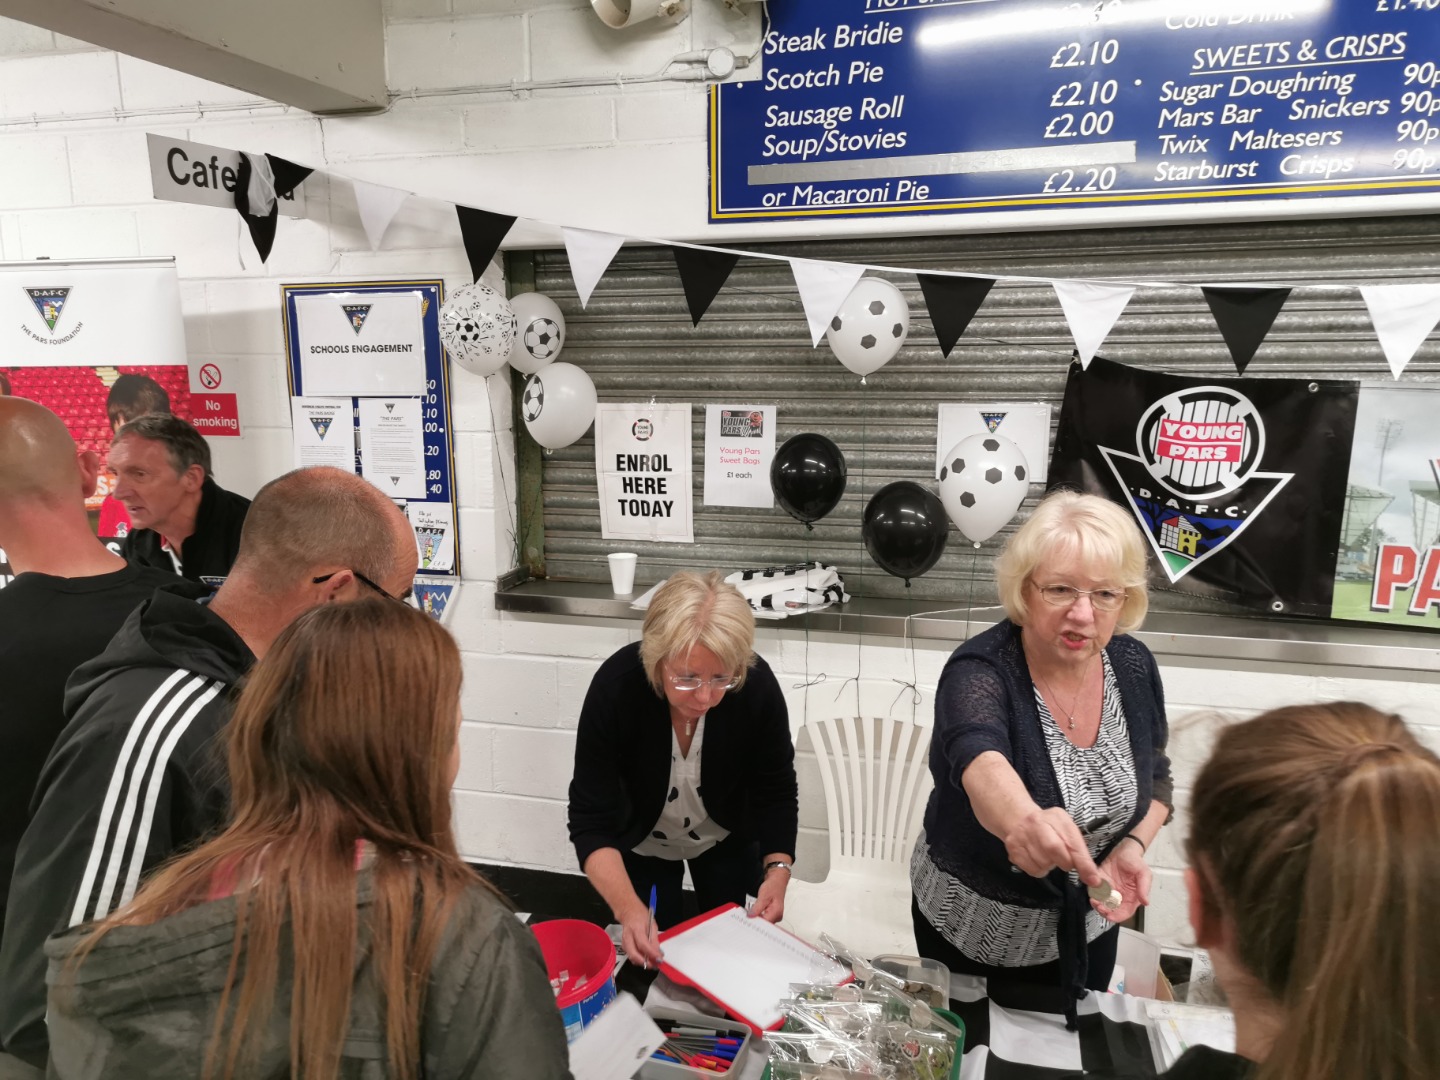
[{"xmin": 724, "ymin": 562, "xmax": 849, "ymax": 620}]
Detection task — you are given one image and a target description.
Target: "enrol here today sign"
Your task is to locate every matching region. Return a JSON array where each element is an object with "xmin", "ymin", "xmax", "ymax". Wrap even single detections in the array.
[{"xmin": 595, "ymin": 404, "xmax": 695, "ymax": 544}]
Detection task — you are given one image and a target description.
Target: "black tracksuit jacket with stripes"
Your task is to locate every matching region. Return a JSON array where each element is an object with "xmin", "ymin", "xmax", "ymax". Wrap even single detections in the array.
[{"xmin": 0, "ymin": 590, "xmax": 253, "ymax": 1069}]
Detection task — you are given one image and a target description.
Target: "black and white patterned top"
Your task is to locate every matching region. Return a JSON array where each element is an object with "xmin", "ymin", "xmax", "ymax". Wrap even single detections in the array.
[
  {"xmin": 631, "ymin": 716, "xmax": 730, "ymax": 861},
  {"xmin": 911, "ymin": 653, "xmax": 1139, "ymax": 966}
]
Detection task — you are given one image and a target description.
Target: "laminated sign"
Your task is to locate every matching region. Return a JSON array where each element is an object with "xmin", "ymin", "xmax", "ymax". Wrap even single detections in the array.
[
  {"xmin": 1049, "ymin": 357, "xmax": 1358, "ymax": 619},
  {"xmin": 595, "ymin": 404, "xmax": 694, "ymax": 544}
]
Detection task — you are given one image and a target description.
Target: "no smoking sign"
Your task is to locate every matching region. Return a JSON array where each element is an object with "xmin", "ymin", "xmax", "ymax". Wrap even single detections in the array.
[{"xmin": 198, "ymin": 363, "xmax": 222, "ymax": 389}]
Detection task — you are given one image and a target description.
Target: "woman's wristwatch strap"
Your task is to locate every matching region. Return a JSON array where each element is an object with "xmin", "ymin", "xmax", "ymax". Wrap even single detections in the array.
[{"xmin": 763, "ymin": 860, "xmax": 793, "ymax": 877}]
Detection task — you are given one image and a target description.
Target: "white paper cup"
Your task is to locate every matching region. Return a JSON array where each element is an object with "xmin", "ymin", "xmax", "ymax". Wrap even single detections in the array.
[{"xmin": 607, "ymin": 552, "xmax": 638, "ymax": 595}]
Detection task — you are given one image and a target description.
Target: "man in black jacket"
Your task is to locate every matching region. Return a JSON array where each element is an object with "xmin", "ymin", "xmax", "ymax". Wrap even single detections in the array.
[
  {"xmin": 111, "ymin": 413, "xmax": 251, "ymax": 583},
  {"xmin": 0, "ymin": 465, "xmax": 419, "ymax": 1071},
  {"xmin": 0, "ymin": 398, "xmax": 206, "ymax": 954}
]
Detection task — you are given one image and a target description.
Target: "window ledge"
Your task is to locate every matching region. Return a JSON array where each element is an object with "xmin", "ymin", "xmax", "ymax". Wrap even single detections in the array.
[{"xmin": 494, "ymin": 580, "xmax": 1440, "ymax": 675}]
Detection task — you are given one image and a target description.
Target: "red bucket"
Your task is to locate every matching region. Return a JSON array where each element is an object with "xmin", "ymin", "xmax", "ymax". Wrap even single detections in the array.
[{"xmin": 531, "ymin": 919, "xmax": 618, "ymax": 1043}]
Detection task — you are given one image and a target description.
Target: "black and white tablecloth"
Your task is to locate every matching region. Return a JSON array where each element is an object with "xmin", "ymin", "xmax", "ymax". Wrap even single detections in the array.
[{"xmin": 947, "ymin": 975, "xmax": 1160, "ymax": 1078}]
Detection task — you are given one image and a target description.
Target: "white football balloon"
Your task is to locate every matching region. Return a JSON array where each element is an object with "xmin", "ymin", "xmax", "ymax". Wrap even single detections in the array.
[
  {"xmin": 824, "ymin": 276, "xmax": 910, "ymax": 378},
  {"xmin": 508, "ymin": 292, "xmax": 567, "ymax": 374},
  {"xmin": 520, "ymin": 362, "xmax": 597, "ymax": 450},
  {"xmin": 440, "ymin": 282, "xmax": 516, "ymax": 377},
  {"xmin": 938, "ymin": 433, "xmax": 1031, "ymax": 543}
]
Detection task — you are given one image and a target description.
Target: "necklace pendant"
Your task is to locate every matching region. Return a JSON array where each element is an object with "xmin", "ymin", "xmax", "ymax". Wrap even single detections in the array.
[
  {"xmin": 686, "ymin": 719, "xmax": 693, "ymax": 737},
  {"xmin": 1068, "ymin": 717, "xmax": 1076, "ymax": 731}
]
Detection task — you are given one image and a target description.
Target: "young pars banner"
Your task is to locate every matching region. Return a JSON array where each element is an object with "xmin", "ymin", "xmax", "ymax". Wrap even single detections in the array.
[{"xmin": 1048, "ymin": 357, "xmax": 1359, "ymax": 619}]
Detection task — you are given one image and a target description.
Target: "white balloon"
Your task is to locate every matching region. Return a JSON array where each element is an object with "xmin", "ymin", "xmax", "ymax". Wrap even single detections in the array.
[
  {"xmin": 824, "ymin": 276, "xmax": 910, "ymax": 378},
  {"xmin": 508, "ymin": 292, "xmax": 567, "ymax": 374},
  {"xmin": 440, "ymin": 282, "xmax": 516, "ymax": 377},
  {"xmin": 521, "ymin": 362, "xmax": 597, "ymax": 450},
  {"xmin": 938, "ymin": 433, "xmax": 1032, "ymax": 543}
]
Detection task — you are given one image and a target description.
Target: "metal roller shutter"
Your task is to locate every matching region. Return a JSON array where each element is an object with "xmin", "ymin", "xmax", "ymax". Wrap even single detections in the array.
[{"xmin": 511, "ymin": 214, "xmax": 1440, "ymax": 610}]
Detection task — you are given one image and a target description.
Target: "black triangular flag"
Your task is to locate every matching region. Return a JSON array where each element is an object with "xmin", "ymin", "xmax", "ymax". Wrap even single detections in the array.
[
  {"xmin": 456, "ymin": 205, "xmax": 517, "ymax": 282},
  {"xmin": 232, "ymin": 154, "xmax": 313, "ymax": 264},
  {"xmin": 916, "ymin": 273, "xmax": 995, "ymax": 358},
  {"xmin": 671, "ymin": 246, "xmax": 739, "ymax": 326},
  {"xmin": 234, "ymin": 152, "xmax": 276, "ymax": 263},
  {"xmin": 267, "ymin": 154, "xmax": 313, "ymax": 200},
  {"xmin": 1201, "ymin": 286, "xmax": 1292, "ymax": 374}
]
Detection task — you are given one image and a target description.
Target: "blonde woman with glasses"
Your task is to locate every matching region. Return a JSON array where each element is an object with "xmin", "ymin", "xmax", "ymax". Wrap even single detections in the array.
[
  {"xmin": 910, "ymin": 492, "xmax": 1173, "ymax": 1027},
  {"xmin": 568, "ymin": 571, "xmax": 798, "ymax": 971}
]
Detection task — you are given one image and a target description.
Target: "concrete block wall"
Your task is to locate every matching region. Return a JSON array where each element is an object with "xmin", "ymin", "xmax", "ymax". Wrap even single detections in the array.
[{"xmin": 3, "ymin": 3, "xmax": 1439, "ymax": 949}]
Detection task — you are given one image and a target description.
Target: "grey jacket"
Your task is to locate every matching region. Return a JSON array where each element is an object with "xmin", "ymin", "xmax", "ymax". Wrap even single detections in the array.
[{"xmin": 37, "ymin": 874, "xmax": 573, "ymax": 1079}]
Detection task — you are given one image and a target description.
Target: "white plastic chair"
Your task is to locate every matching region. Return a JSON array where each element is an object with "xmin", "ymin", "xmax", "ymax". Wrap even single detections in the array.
[{"xmin": 784, "ymin": 714, "xmax": 934, "ymax": 960}]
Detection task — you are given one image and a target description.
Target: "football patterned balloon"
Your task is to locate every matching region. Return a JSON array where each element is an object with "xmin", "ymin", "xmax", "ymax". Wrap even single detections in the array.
[
  {"xmin": 938, "ymin": 433, "xmax": 1031, "ymax": 543},
  {"xmin": 508, "ymin": 292, "xmax": 567, "ymax": 374},
  {"xmin": 521, "ymin": 362, "xmax": 596, "ymax": 450},
  {"xmin": 825, "ymin": 276, "xmax": 910, "ymax": 379},
  {"xmin": 440, "ymin": 282, "xmax": 516, "ymax": 377}
]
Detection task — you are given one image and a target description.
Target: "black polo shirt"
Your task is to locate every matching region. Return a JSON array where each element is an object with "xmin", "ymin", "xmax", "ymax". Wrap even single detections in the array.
[{"xmin": 121, "ymin": 476, "xmax": 250, "ymax": 583}]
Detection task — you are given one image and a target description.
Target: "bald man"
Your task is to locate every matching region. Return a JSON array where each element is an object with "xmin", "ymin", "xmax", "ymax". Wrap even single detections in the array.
[
  {"xmin": 0, "ymin": 466, "xmax": 419, "ymax": 1070},
  {"xmin": 0, "ymin": 399, "xmax": 205, "ymax": 951}
]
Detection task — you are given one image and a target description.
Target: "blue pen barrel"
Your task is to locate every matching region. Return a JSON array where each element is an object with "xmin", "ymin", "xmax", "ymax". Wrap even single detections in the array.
[{"xmin": 531, "ymin": 919, "xmax": 618, "ymax": 1043}]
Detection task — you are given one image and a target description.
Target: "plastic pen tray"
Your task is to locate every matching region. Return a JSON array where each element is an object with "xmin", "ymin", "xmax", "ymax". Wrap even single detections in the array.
[{"xmin": 640, "ymin": 1007, "xmax": 756, "ymax": 1080}]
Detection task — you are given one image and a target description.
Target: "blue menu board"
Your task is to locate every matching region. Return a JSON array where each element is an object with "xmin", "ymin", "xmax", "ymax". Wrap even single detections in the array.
[{"xmin": 710, "ymin": 0, "xmax": 1440, "ymax": 223}]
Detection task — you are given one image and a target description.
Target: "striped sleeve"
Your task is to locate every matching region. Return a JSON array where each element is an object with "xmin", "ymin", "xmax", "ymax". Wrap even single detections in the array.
[{"xmin": 68, "ymin": 670, "xmax": 225, "ymax": 927}]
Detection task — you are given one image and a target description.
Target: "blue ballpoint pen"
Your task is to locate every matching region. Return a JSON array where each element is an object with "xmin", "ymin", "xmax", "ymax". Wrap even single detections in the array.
[{"xmin": 647, "ymin": 884, "xmax": 658, "ymax": 968}]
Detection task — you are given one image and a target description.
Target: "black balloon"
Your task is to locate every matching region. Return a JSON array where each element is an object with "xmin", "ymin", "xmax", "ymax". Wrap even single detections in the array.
[
  {"xmin": 771, "ymin": 433, "xmax": 847, "ymax": 526},
  {"xmin": 862, "ymin": 481, "xmax": 949, "ymax": 583}
]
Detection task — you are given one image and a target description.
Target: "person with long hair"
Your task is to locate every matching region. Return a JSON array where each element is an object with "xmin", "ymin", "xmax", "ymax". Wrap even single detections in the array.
[
  {"xmin": 1077, "ymin": 701, "xmax": 1440, "ymax": 1080},
  {"xmin": 36, "ymin": 600, "xmax": 571, "ymax": 1080}
]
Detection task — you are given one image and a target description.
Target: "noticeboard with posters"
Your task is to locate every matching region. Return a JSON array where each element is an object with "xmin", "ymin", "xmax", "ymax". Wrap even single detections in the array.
[{"xmin": 281, "ymin": 280, "xmax": 461, "ymax": 617}]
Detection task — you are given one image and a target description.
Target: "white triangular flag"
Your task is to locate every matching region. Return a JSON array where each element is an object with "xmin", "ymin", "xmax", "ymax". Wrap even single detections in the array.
[
  {"xmin": 562, "ymin": 227, "xmax": 626, "ymax": 309},
  {"xmin": 1052, "ymin": 280, "xmax": 1136, "ymax": 368},
  {"xmin": 351, "ymin": 179, "xmax": 410, "ymax": 252},
  {"xmin": 1360, "ymin": 283, "xmax": 1440, "ymax": 379},
  {"xmin": 790, "ymin": 258, "xmax": 867, "ymax": 347}
]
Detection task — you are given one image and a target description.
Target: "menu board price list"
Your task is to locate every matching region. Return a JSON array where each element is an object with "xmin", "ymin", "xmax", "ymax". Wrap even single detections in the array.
[{"xmin": 711, "ymin": 0, "xmax": 1440, "ymax": 223}]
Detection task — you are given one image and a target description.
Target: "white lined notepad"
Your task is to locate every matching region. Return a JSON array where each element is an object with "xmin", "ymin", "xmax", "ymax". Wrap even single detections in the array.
[{"xmin": 660, "ymin": 906, "xmax": 848, "ymax": 1030}]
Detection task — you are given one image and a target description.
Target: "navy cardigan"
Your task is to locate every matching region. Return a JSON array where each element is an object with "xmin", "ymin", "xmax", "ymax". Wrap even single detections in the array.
[
  {"xmin": 919, "ymin": 620, "xmax": 1173, "ymax": 1019},
  {"xmin": 567, "ymin": 643, "xmax": 798, "ymax": 869}
]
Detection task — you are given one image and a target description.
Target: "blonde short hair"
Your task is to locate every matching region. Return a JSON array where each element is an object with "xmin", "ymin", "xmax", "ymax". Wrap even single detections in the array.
[
  {"xmin": 639, "ymin": 570, "xmax": 757, "ymax": 694},
  {"xmin": 995, "ymin": 491, "xmax": 1150, "ymax": 634}
]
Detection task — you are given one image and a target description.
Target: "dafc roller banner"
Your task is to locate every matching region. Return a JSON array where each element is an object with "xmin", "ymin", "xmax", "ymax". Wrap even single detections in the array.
[
  {"xmin": 1048, "ymin": 357, "xmax": 1358, "ymax": 618},
  {"xmin": 0, "ymin": 259, "xmax": 190, "ymax": 587}
]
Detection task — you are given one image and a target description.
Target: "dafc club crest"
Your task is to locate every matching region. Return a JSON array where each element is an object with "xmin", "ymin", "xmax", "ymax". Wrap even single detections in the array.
[
  {"xmin": 1099, "ymin": 386, "xmax": 1293, "ymax": 583},
  {"xmin": 25, "ymin": 287, "xmax": 71, "ymax": 332},
  {"xmin": 342, "ymin": 304, "xmax": 372, "ymax": 335}
]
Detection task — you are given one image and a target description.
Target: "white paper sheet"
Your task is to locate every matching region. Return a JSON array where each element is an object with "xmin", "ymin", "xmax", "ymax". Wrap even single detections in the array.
[
  {"xmin": 296, "ymin": 291, "xmax": 426, "ymax": 397},
  {"xmin": 595, "ymin": 404, "xmax": 694, "ymax": 544},
  {"xmin": 291, "ymin": 396, "xmax": 355, "ymax": 471},
  {"xmin": 660, "ymin": 907, "xmax": 847, "ymax": 1030},
  {"xmin": 568, "ymin": 993, "xmax": 664, "ymax": 1080},
  {"xmin": 408, "ymin": 502, "xmax": 455, "ymax": 573},
  {"xmin": 936, "ymin": 402, "xmax": 1052, "ymax": 483},
  {"xmin": 358, "ymin": 397, "xmax": 425, "ymax": 499},
  {"xmin": 703, "ymin": 405, "xmax": 776, "ymax": 509}
]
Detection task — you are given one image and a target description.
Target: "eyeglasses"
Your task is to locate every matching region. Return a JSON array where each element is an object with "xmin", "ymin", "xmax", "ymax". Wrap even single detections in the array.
[
  {"xmin": 1032, "ymin": 583, "xmax": 1127, "ymax": 612},
  {"xmin": 666, "ymin": 675, "xmax": 741, "ymax": 693},
  {"xmin": 313, "ymin": 570, "xmax": 413, "ymax": 604}
]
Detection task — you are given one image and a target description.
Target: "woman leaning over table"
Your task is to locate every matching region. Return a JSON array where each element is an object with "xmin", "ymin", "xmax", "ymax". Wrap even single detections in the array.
[
  {"xmin": 568, "ymin": 570, "xmax": 799, "ymax": 970},
  {"xmin": 910, "ymin": 491, "xmax": 1173, "ymax": 1025}
]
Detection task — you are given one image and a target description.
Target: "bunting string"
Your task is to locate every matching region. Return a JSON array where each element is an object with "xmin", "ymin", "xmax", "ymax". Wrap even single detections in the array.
[{"xmin": 191, "ymin": 135, "xmax": 1440, "ymax": 379}]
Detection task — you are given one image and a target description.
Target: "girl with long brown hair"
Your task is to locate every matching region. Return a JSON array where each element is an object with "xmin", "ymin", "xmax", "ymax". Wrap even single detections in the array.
[
  {"xmin": 42, "ymin": 599, "xmax": 571, "ymax": 1080},
  {"xmin": 1078, "ymin": 701, "xmax": 1440, "ymax": 1080}
]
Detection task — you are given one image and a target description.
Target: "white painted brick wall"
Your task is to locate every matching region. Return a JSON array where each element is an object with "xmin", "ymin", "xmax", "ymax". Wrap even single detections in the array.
[{"xmin": 1, "ymin": 6, "xmax": 1437, "ymax": 953}]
